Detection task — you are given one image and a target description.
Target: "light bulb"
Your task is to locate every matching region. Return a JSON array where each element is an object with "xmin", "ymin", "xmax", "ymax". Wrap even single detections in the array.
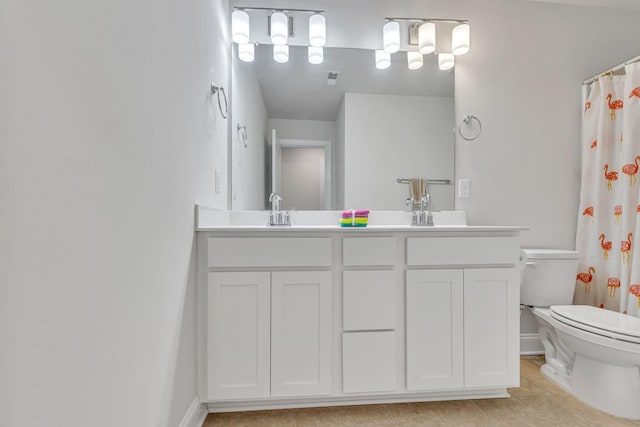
[
  {"xmin": 418, "ymin": 22, "xmax": 436, "ymax": 55},
  {"xmin": 238, "ymin": 43, "xmax": 254, "ymax": 62},
  {"xmin": 452, "ymin": 23, "xmax": 470, "ymax": 55},
  {"xmin": 375, "ymin": 50, "xmax": 391, "ymax": 70},
  {"xmin": 231, "ymin": 10, "xmax": 250, "ymax": 44},
  {"xmin": 308, "ymin": 47, "xmax": 323, "ymax": 64},
  {"xmin": 438, "ymin": 53, "xmax": 455, "ymax": 71},
  {"xmin": 407, "ymin": 52, "xmax": 423, "ymax": 70},
  {"xmin": 273, "ymin": 44, "xmax": 289, "ymax": 63},
  {"xmin": 383, "ymin": 21, "xmax": 400, "ymax": 54},
  {"xmin": 270, "ymin": 12, "xmax": 288, "ymax": 46},
  {"xmin": 309, "ymin": 14, "xmax": 326, "ymax": 47}
]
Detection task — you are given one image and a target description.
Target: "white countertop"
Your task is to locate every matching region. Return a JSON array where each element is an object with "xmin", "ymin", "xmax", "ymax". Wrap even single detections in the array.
[{"xmin": 195, "ymin": 206, "xmax": 528, "ymax": 233}]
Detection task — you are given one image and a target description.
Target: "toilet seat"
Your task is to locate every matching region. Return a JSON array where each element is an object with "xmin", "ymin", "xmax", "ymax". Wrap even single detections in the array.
[{"xmin": 551, "ymin": 305, "xmax": 640, "ymax": 344}]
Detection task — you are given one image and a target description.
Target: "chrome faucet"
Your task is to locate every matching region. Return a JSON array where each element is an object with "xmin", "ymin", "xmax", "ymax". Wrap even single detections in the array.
[
  {"xmin": 412, "ymin": 194, "xmax": 434, "ymax": 226},
  {"xmin": 268, "ymin": 193, "xmax": 290, "ymax": 226}
]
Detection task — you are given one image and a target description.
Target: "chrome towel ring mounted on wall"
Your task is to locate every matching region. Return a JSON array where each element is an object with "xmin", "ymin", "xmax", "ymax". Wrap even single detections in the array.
[
  {"xmin": 210, "ymin": 83, "xmax": 228, "ymax": 119},
  {"xmin": 458, "ymin": 115, "xmax": 482, "ymax": 141}
]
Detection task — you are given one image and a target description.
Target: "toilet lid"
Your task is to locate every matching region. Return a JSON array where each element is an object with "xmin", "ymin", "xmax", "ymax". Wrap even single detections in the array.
[{"xmin": 551, "ymin": 305, "xmax": 640, "ymax": 344}]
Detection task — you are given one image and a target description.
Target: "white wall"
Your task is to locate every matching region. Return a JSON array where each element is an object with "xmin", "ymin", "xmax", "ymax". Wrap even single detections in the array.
[
  {"xmin": 231, "ymin": 48, "xmax": 269, "ymax": 210},
  {"xmin": 453, "ymin": 0, "xmax": 640, "ymax": 249},
  {"xmin": 0, "ymin": 0, "xmax": 229, "ymax": 426},
  {"xmin": 342, "ymin": 93, "xmax": 455, "ymax": 211}
]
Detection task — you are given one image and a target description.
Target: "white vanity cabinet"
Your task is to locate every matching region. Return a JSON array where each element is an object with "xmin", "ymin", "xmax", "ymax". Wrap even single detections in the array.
[
  {"xmin": 406, "ymin": 269, "xmax": 464, "ymax": 391},
  {"xmin": 197, "ymin": 225, "xmax": 524, "ymax": 413},
  {"xmin": 342, "ymin": 237, "xmax": 398, "ymax": 393},
  {"xmin": 204, "ymin": 237, "xmax": 333, "ymax": 402},
  {"xmin": 406, "ymin": 236, "xmax": 521, "ymax": 390}
]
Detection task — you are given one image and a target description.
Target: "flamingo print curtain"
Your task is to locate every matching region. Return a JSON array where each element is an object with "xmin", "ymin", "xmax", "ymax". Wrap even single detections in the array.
[{"xmin": 576, "ymin": 62, "xmax": 640, "ymax": 315}]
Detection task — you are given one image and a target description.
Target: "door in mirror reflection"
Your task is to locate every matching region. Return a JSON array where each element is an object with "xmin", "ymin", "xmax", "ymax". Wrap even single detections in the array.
[{"xmin": 270, "ymin": 130, "xmax": 333, "ymax": 211}]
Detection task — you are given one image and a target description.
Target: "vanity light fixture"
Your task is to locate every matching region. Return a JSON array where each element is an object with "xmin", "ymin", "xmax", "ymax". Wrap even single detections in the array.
[
  {"xmin": 309, "ymin": 14, "xmax": 326, "ymax": 47},
  {"xmin": 383, "ymin": 21, "xmax": 400, "ymax": 53},
  {"xmin": 231, "ymin": 10, "xmax": 250, "ymax": 44},
  {"xmin": 238, "ymin": 43, "xmax": 255, "ymax": 62},
  {"xmin": 308, "ymin": 46, "xmax": 323, "ymax": 64},
  {"xmin": 407, "ymin": 51, "xmax": 423, "ymax": 70},
  {"xmin": 418, "ymin": 22, "xmax": 436, "ymax": 55},
  {"xmin": 231, "ymin": 7, "xmax": 326, "ymax": 64},
  {"xmin": 270, "ymin": 11, "xmax": 289, "ymax": 45},
  {"xmin": 375, "ymin": 50, "xmax": 391, "ymax": 70},
  {"xmin": 381, "ymin": 17, "xmax": 469, "ymax": 71},
  {"xmin": 438, "ymin": 52, "xmax": 455, "ymax": 71},
  {"xmin": 452, "ymin": 23, "xmax": 470, "ymax": 55},
  {"xmin": 273, "ymin": 44, "xmax": 289, "ymax": 63}
]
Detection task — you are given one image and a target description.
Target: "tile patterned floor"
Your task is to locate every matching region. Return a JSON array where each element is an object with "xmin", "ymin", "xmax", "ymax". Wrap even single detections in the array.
[{"xmin": 204, "ymin": 356, "xmax": 640, "ymax": 426}]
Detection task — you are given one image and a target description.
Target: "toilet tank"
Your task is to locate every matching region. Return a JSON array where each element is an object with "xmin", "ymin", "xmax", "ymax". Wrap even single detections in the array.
[{"xmin": 520, "ymin": 249, "xmax": 579, "ymax": 307}]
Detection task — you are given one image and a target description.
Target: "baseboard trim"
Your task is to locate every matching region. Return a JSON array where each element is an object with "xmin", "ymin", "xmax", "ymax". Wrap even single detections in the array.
[
  {"xmin": 178, "ymin": 396, "xmax": 207, "ymax": 427},
  {"xmin": 206, "ymin": 388, "xmax": 510, "ymax": 413},
  {"xmin": 520, "ymin": 333, "xmax": 544, "ymax": 355}
]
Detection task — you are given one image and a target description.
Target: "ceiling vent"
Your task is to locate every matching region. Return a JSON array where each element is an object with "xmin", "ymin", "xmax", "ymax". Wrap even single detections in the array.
[{"xmin": 326, "ymin": 71, "xmax": 340, "ymax": 86}]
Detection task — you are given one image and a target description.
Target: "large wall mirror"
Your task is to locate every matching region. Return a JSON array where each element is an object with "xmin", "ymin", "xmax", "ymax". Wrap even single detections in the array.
[{"xmin": 229, "ymin": 9, "xmax": 455, "ymax": 212}]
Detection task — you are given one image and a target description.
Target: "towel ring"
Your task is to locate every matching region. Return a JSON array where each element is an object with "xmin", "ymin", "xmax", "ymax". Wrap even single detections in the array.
[
  {"xmin": 210, "ymin": 83, "xmax": 228, "ymax": 119},
  {"xmin": 237, "ymin": 123, "xmax": 248, "ymax": 148},
  {"xmin": 458, "ymin": 115, "xmax": 482, "ymax": 141}
]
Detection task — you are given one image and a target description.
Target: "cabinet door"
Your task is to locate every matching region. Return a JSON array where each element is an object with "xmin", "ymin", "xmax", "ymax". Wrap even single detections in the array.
[
  {"xmin": 207, "ymin": 272, "xmax": 270, "ymax": 400},
  {"xmin": 464, "ymin": 268, "xmax": 520, "ymax": 388},
  {"xmin": 406, "ymin": 269, "xmax": 463, "ymax": 391},
  {"xmin": 271, "ymin": 271, "xmax": 332, "ymax": 397}
]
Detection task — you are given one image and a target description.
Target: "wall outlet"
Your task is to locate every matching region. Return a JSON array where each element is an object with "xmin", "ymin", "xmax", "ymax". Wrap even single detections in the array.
[
  {"xmin": 215, "ymin": 169, "xmax": 221, "ymax": 193},
  {"xmin": 458, "ymin": 179, "xmax": 470, "ymax": 198}
]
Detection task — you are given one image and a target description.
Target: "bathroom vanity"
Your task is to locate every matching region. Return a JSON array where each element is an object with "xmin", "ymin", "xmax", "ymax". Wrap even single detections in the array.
[{"xmin": 196, "ymin": 207, "xmax": 525, "ymax": 412}]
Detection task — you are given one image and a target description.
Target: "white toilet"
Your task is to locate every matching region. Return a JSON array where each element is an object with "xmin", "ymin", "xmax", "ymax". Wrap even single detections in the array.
[{"xmin": 521, "ymin": 248, "xmax": 640, "ymax": 420}]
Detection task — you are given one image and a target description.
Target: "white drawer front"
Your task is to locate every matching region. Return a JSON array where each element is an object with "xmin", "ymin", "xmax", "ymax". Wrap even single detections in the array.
[
  {"xmin": 343, "ymin": 237, "xmax": 396, "ymax": 266},
  {"xmin": 343, "ymin": 271, "xmax": 396, "ymax": 331},
  {"xmin": 343, "ymin": 331, "xmax": 396, "ymax": 393},
  {"xmin": 406, "ymin": 236, "xmax": 519, "ymax": 266},
  {"xmin": 208, "ymin": 237, "xmax": 332, "ymax": 268}
]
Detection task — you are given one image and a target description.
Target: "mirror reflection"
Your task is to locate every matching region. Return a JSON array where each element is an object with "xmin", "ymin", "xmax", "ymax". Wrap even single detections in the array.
[{"xmin": 231, "ymin": 44, "xmax": 454, "ymax": 211}]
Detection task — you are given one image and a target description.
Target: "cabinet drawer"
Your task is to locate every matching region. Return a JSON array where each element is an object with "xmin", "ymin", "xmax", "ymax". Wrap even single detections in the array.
[
  {"xmin": 343, "ymin": 331, "xmax": 396, "ymax": 393},
  {"xmin": 343, "ymin": 271, "xmax": 396, "ymax": 331},
  {"xmin": 208, "ymin": 237, "xmax": 331, "ymax": 268},
  {"xmin": 406, "ymin": 236, "xmax": 519, "ymax": 266},
  {"xmin": 343, "ymin": 237, "xmax": 396, "ymax": 266}
]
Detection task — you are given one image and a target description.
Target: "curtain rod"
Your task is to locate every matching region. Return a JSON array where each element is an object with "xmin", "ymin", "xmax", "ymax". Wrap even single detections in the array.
[{"xmin": 583, "ymin": 53, "xmax": 640, "ymax": 85}]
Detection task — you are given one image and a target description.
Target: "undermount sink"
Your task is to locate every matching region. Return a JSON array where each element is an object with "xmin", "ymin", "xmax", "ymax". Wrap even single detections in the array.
[{"xmin": 196, "ymin": 206, "xmax": 468, "ymax": 229}]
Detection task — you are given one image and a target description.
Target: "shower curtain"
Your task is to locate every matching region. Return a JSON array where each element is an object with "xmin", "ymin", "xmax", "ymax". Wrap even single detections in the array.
[{"xmin": 575, "ymin": 62, "xmax": 640, "ymax": 316}]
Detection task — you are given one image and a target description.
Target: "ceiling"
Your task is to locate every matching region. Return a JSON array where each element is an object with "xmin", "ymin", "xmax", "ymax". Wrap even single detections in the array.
[
  {"xmin": 525, "ymin": 0, "xmax": 640, "ymax": 9},
  {"xmin": 243, "ymin": 45, "xmax": 454, "ymax": 121}
]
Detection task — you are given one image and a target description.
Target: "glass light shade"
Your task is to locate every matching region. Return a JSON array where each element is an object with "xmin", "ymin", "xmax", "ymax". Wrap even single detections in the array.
[
  {"xmin": 238, "ymin": 43, "xmax": 254, "ymax": 62},
  {"xmin": 375, "ymin": 50, "xmax": 391, "ymax": 70},
  {"xmin": 383, "ymin": 21, "xmax": 400, "ymax": 53},
  {"xmin": 407, "ymin": 51, "xmax": 423, "ymax": 70},
  {"xmin": 452, "ymin": 23, "xmax": 470, "ymax": 55},
  {"xmin": 438, "ymin": 52, "xmax": 455, "ymax": 70},
  {"xmin": 270, "ymin": 12, "xmax": 288, "ymax": 45},
  {"xmin": 309, "ymin": 14, "xmax": 326, "ymax": 47},
  {"xmin": 308, "ymin": 47, "xmax": 323, "ymax": 64},
  {"xmin": 418, "ymin": 22, "xmax": 436, "ymax": 55},
  {"xmin": 231, "ymin": 10, "xmax": 250, "ymax": 44},
  {"xmin": 273, "ymin": 44, "xmax": 289, "ymax": 63}
]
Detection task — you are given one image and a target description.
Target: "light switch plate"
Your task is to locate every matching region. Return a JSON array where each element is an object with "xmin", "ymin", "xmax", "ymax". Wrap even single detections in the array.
[
  {"xmin": 215, "ymin": 169, "xmax": 221, "ymax": 193},
  {"xmin": 458, "ymin": 179, "xmax": 470, "ymax": 198}
]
